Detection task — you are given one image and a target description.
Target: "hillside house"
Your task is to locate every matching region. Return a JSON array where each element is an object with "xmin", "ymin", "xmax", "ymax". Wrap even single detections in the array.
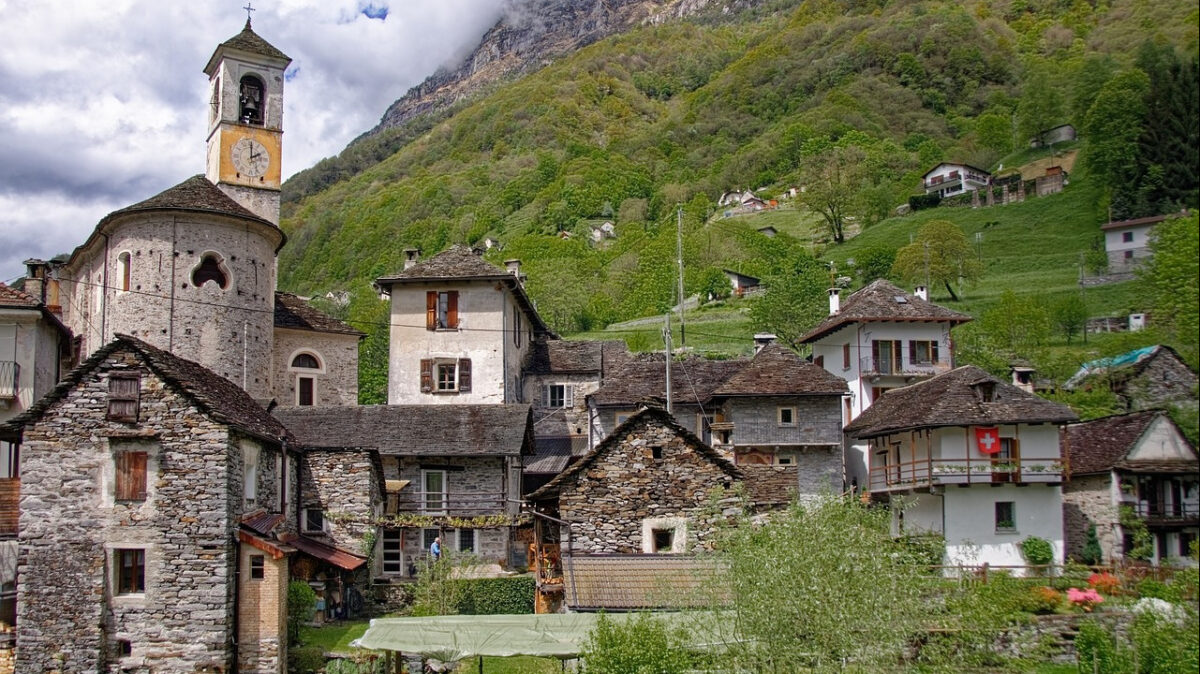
[
  {"xmin": 1063, "ymin": 411, "xmax": 1199, "ymax": 565},
  {"xmin": 722, "ymin": 269, "xmax": 761, "ymax": 297},
  {"xmin": 1100, "ymin": 212, "xmax": 1184, "ymax": 272},
  {"xmin": 845, "ymin": 366, "xmax": 1078, "ymax": 571},
  {"xmin": 801, "ymin": 280, "xmax": 972, "ymax": 485},
  {"xmin": 922, "ymin": 162, "xmax": 991, "ymax": 198},
  {"xmin": 375, "ymin": 247, "xmax": 554, "ymax": 406},
  {"xmin": 5, "ymin": 335, "xmax": 294, "ymax": 673},
  {"xmin": 1029, "ymin": 123, "xmax": 1077, "ymax": 148},
  {"xmin": 1064, "ymin": 345, "xmax": 1198, "ymax": 412}
]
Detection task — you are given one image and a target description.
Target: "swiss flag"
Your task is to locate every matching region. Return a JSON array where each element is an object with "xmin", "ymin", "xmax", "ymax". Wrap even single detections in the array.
[{"xmin": 975, "ymin": 427, "xmax": 1001, "ymax": 455}]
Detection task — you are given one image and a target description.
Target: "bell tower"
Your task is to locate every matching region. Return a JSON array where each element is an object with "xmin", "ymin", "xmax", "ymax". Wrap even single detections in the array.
[{"xmin": 204, "ymin": 19, "xmax": 291, "ymax": 225}]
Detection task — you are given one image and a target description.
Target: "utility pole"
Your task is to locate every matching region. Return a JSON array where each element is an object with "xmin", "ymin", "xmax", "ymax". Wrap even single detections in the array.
[
  {"xmin": 663, "ymin": 312, "xmax": 673, "ymax": 415},
  {"xmin": 676, "ymin": 206, "xmax": 686, "ymax": 348}
]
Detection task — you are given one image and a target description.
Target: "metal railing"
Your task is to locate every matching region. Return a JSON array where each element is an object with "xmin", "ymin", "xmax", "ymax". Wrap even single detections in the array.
[
  {"xmin": 860, "ymin": 355, "xmax": 951, "ymax": 377},
  {"xmin": 1129, "ymin": 501, "xmax": 1200, "ymax": 522},
  {"xmin": 388, "ymin": 490, "xmax": 508, "ymax": 516},
  {"xmin": 0, "ymin": 362, "xmax": 17, "ymax": 399},
  {"xmin": 868, "ymin": 457, "xmax": 1064, "ymax": 492}
]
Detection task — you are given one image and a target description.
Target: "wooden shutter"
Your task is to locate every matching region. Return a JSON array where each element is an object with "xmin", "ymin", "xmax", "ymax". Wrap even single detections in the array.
[
  {"xmin": 420, "ymin": 359, "xmax": 433, "ymax": 392},
  {"xmin": 892, "ymin": 341, "xmax": 902, "ymax": 371},
  {"xmin": 564, "ymin": 384, "xmax": 573, "ymax": 407},
  {"xmin": 426, "ymin": 292, "xmax": 437, "ymax": 330},
  {"xmin": 843, "ymin": 343, "xmax": 850, "ymax": 369},
  {"xmin": 458, "ymin": 358, "xmax": 472, "ymax": 392},
  {"xmin": 447, "ymin": 292, "xmax": 459, "ymax": 328},
  {"xmin": 871, "ymin": 341, "xmax": 880, "ymax": 370},
  {"xmin": 908, "ymin": 340, "xmax": 917, "ymax": 363},
  {"xmin": 931, "ymin": 341, "xmax": 940, "ymax": 364},
  {"xmin": 108, "ymin": 375, "xmax": 140, "ymax": 421},
  {"xmin": 116, "ymin": 451, "xmax": 147, "ymax": 501}
]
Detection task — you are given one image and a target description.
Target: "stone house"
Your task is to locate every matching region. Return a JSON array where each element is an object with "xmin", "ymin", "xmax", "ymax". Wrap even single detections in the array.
[
  {"xmin": 845, "ymin": 366, "xmax": 1078, "ymax": 572},
  {"xmin": 801, "ymin": 279, "xmax": 972, "ymax": 487},
  {"xmin": 4, "ymin": 334, "xmax": 293, "ymax": 673},
  {"xmin": 1063, "ymin": 410, "xmax": 1199, "ymax": 565},
  {"xmin": 1064, "ymin": 345, "xmax": 1198, "ymax": 412},
  {"xmin": 272, "ymin": 292, "xmax": 364, "ymax": 408},
  {"xmin": 274, "ymin": 404, "xmax": 534, "ymax": 586}
]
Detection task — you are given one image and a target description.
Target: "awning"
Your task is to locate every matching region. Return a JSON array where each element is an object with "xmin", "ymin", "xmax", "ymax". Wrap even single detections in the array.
[
  {"xmin": 287, "ymin": 534, "xmax": 367, "ymax": 571},
  {"xmin": 353, "ymin": 612, "xmax": 731, "ymax": 659},
  {"xmin": 385, "ymin": 479, "xmax": 411, "ymax": 492}
]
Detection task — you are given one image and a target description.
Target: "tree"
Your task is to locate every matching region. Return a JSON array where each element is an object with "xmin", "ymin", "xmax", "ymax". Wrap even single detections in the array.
[
  {"xmin": 1052, "ymin": 293, "xmax": 1088, "ymax": 344},
  {"xmin": 1139, "ymin": 213, "xmax": 1199, "ymax": 365},
  {"xmin": 581, "ymin": 613, "xmax": 696, "ymax": 674},
  {"xmin": 1018, "ymin": 63, "xmax": 1066, "ymax": 145},
  {"xmin": 890, "ymin": 220, "xmax": 982, "ymax": 301},
  {"xmin": 799, "ymin": 145, "xmax": 867, "ymax": 244},
  {"xmin": 1084, "ymin": 69, "xmax": 1150, "ymax": 216},
  {"xmin": 748, "ymin": 255, "xmax": 828, "ymax": 347},
  {"xmin": 975, "ymin": 112, "xmax": 1014, "ymax": 155},
  {"xmin": 855, "ymin": 245, "xmax": 897, "ymax": 284}
]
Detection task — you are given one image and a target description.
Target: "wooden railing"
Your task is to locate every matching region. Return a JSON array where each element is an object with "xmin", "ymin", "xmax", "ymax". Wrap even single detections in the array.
[
  {"xmin": 868, "ymin": 457, "xmax": 1063, "ymax": 492},
  {"xmin": 0, "ymin": 479, "xmax": 18, "ymax": 537},
  {"xmin": 388, "ymin": 491, "xmax": 508, "ymax": 516}
]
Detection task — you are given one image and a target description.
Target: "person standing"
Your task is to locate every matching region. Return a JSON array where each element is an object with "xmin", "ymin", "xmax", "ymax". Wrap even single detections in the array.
[{"xmin": 430, "ymin": 536, "xmax": 442, "ymax": 561}]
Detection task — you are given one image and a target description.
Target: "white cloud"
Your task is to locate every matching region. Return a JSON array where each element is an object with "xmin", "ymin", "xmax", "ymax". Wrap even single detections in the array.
[{"xmin": 0, "ymin": 0, "xmax": 504, "ymax": 283}]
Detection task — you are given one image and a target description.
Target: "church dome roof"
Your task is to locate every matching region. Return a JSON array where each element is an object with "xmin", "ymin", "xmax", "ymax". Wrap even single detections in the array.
[{"xmin": 103, "ymin": 174, "xmax": 276, "ymax": 229}]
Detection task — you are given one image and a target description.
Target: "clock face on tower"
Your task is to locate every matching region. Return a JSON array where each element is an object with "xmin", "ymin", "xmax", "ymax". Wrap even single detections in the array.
[{"xmin": 231, "ymin": 137, "xmax": 270, "ymax": 177}]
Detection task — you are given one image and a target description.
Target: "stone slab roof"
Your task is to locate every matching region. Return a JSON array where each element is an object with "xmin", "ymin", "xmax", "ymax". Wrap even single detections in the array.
[
  {"xmin": 273, "ymin": 404, "xmax": 534, "ymax": 456},
  {"xmin": 0, "ymin": 283, "xmax": 39, "ymax": 309},
  {"xmin": 525, "ymin": 339, "xmax": 631, "ymax": 374},
  {"xmin": 529, "ymin": 406, "xmax": 741, "ymax": 500},
  {"xmin": 799, "ymin": 279, "xmax": 972, "ymax": 343},
  {"xmin": 205, "ymin": 19, "xmax": 291, "ymax": 73},
  {"xmin": 562, "ymin": 555, "xmax": 726, "ymax": 611},
  {"xmin": 589, "ymin": 354, "xmax": 749, "ymax": 407},
  {"xmin": 525, "ymin": 436, "xmax": 584, "ymax": 475},
  {"xmin": 2, "ymin": 334, "xmax": 289, "ymax": 443},
  {"xmin": 712, "ymin": 343, "xmax": 847, "ymax": 397},
  {"xmin": 377, "ymin": 245, "xmax": 513, "ymax": 282},
  {"xmin": 1064, "ymin": 410, "xmax": 1195, "ymax": 475},
  {"xmin": 104, "ymin": 175, "xmax": 272, "ymax": 228},
  {"xmin": 274, "ymin": 292, "xmax": 364, "ymax": 336},
  {"xmin": 845, "ymin": 365, "xmax": 1077, "ymax": 439}
]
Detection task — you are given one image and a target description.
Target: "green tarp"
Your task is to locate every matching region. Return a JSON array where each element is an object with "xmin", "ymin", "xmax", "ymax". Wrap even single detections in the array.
[{"xmin": 353, "ymin": 612, "xmax": 727, "ymax": 660}]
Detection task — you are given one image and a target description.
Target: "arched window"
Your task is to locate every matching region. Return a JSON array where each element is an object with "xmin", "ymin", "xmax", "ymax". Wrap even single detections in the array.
[
  {"xmin": 291, "ymin": 353, "xmax": 320, "ymax": 369},
  {"xmin": 239, "ymin": 75, "xmax": 264, "ymax": 125},
  {"xmin": 191, "ymin": 253, "xmax": 229, "ymax": 289},
  {"xmin": 117, "ymin": 252, "xmax": 131, "ymax": 292},
  {"xmin": 290, "ymin": 352, "xmax": 322, "ymax": 407}
]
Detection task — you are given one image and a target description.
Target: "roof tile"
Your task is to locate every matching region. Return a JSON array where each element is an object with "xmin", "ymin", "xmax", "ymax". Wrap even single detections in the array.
[{"xmin": 274, "ymin": 292, "xmax": 364, "ymax": 336}]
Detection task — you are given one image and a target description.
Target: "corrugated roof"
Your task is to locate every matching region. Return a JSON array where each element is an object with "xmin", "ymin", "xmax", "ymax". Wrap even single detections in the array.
[
  {"xmin": 799, "ymin": 279, "xmax": 972, "ymax": 343},
  {"xmin": 2, "ymin": 334, "xmax": 289, "ymax": 443},
  {"xmin": 712, "ymin": 343, "xmax": 847, "ymax": 396},
  {"xmin": 845, "ymin": 365, "xmax": 1077, "ymax": 439},
  {"xmin": 273, "ymin": 404, "xmax": 535, "ymax": 456},
  {"xmin": 274, "ymin": 292, "xmax": 364, "ymax": 336},
  {"xmin": 240, "ymin": 510, "xmax": 286, "ymax": 536},
  {"xmin": 1064, "ymin": 410, "xmax": 1196, "ymax": 475},
  {"xmin": 563, "ymin": 555, "xmax": 727, "ymax": 611}
]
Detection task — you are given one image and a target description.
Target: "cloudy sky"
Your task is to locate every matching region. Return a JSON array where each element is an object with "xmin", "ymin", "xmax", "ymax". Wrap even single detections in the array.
[{"xmin": 0, "ymin": 0, "xmax": 506, "ymax": 283}]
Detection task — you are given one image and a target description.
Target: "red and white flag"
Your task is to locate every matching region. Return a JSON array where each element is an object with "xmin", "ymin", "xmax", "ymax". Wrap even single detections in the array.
[{"xmin": 975, "ymin": 427, "xmax": 1001, "ymax": 455}]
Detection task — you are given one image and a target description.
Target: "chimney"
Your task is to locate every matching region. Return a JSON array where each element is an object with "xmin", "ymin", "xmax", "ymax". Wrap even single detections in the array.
[
  {"xmin": 403, "ymin": 248, "xmax": 420, "ymax": 270},
  {"xmin": 914, "ymin": 286, "xmax": 928, "ymax": 301},
  {"xmin": 504, "ymin": 259, "xmax": 521, "ymax": 277},
  {"xmin": 22, "ymin": 259, "xmax": 46, "ymax": 304},
  {"xmin": 828, "ymin": 288, "xmax": 840, "ymax": 315},
  {"xmin": 1009, "ymin": 364, "xmax": 1035, "ymax": 394},
  {"xmin": 753, "ymin": 333, "xmax": 777, "ymax": 353}
]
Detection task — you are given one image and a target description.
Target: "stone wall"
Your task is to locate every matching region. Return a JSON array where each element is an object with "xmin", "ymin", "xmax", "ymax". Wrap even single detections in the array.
[
  {"xmin": 272, "ymin": 328, "xmax": 360, "ymax": 408},
  {"xmin": 1123, "ymin": 354, "xmax": 1198, "ymax": 410},
  {"xmin": 721, "ymin": 396, "xmax": 842, "ymax": 447},
  {"xmin": 301, "ymin": 450, "xmax": 380, "ymax": 553},
  {"xmin": 523, "ymin": 373, "xmax": 597, "ymax": 438},
  {"xmin": 1063, "ymin": 473, "xmax": 1120, "ymax": 563},
  {"xmin": 16, "ymin": 347, "xmax": 284, "ymax": 672},
  {"xmin": 559, "ymin": 414, "xmax": 736, "ymax": 554}
]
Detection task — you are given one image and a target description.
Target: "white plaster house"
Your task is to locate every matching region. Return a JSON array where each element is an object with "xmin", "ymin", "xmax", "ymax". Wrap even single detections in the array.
[
  {"xmin": 921, "ymin": 162, "xmax": 991, "ymax": 198},
  {"xmin": 1100, "ymin": 212, "xmax": 1185, "ymax": 272},
  {"xmin": 800, "ymin": 280, "xmax": 972, "ymax": 485},
  {"xmin": 375, "ymin": 248, "xmax": 554, "ymax": 406},
  {"xmin": 845, "ymin": 366, "xmax": 1078, "ymax": 572},
  {"xmin": 1063, "ymin": 410, "xmax": 1199, "ymax": 565}
]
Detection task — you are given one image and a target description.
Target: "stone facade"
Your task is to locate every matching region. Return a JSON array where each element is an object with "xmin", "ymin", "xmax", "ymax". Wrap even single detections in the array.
[
  {"xmin": 300, "ymin": 450, "xmax": 381, "ymax": 553},
  {"xmin": 272, "ymin": 328, "xmax": 360, "ymax": 408},
  {"xmin": 552, "ymin": 410, "xmax": 739, "ymax": 554},
  {"xmin": 524, "ymin": 373, "xmax": 594, "ymax": 439},
  {"xmin": 14, "ymin": 344, "xmax": 287, "ymax": 673},
  {"xmin": 1062, "ymin": 473, "xmax": 1119, "ymax": 563},
  {"xmin": 1120, "ymin": 351, "xmax": 1198, "ymax": 411}
]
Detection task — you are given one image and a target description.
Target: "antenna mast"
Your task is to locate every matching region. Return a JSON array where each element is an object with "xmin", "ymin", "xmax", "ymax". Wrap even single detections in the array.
[
  {"xmin": 676, "ymin": 206, "xmax": 686, "ymax": 348},
  {"xmin": 663, "ymin": 312, "xmax": 673, "ymax": 415}
]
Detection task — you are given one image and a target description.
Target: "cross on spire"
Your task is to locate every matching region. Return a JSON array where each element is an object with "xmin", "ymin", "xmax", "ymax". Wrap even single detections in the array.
[{"xmin": 243, "ymin": 2, "xmax": 256, "ymax": 24}]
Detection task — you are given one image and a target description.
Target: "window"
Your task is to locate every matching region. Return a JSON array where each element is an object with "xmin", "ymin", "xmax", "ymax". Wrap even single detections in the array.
[
  {"xmin": 107, "ymin": 374, "xmax": 140, "ymax": 421},
  {"xmin": 842, "ymin": 343, "xmax": 851, "ymax": 369},
  {"xmin": 239, "ymin": 74, "xmax": 264, "ymax": 125},
  {"xmin": 909, "ymin": 340, "xmax": 939, "ymax": 366},
  {"xmin": 651, "ymin": 445, "xmax": 663, "ymax": 460},
  {"xmin": 513, "ymin": 310, "xmax": 522, "ymax": 347},
  {"xmin": 303, "ymin": 509, "xmax": 325, "ymax": 533},
  {"xmin": 614, "ymin": 411, "xmax": 635, "ymax": 426},
  {"xmin": 426, "ymin": 291, "xmax": 459, "ymax": 330},
  {"xmin": 545, "ymin": 384, "xmax": 572, "ymax": 408},
  {"xmin": 115, "ymin": 451, "xmax": 148, "ymax": 501},
  {"xmin": 249, "ymin": 554, "xmax": 265, "ymax": 580},
  {"xmin": 115, "ymin": 548, "xmax": 146, "ymax": 594},
  {"xmin": 652, "ymin": 529, "xmax": 674, "ymax": 553},
  {"xmin": 290, "ymin": 353, "xmax": 321, "ymax": 406},
  {"xmin": 420, "ymin": 358, "xmax": 471, "ymax": 394},
  {"xmin": 459, "ymin": 529, "xmax": 475, "ymax": 553},
  {"xmin": 642, "ymin": 517, "xmax": 686, "ymax": 554},
  {"xmin": 0, "ymin": 441, "xmax": 17, "ymax": 479},
  {"xmin": 995, "ymin": 501, "xmax": 1016, "ymax": 532},
  {"xmin": 1124, "ymin": 250, "xmax": 1134, "ymax": 260},
  {"xmin": 297, "ymin": 377, "xmax": 315, "ymax": 406},
  {"xmin": 422, "ymin": 470, "xmax": 447, "ymax": 514},
  {"xmin": 1122, "ymin": 231, "xmax": 1134, "ymax": 243},
  {"xmin": 872, "ymin": 340, "xmax": 901, "ymax": 374},
  {"xmin": 382, "ymin": 529, "xmax": 403, "ymax": 575},
  {"xmin": 422, "ymin": 528, "xmax": 440, "ymax": 553},
  {"xmin": 778, "ymin": 407, "xmax": 796, "ymax": 427},
  {"xmin": 291, "ymin": 353, "xmax": 319, "ymax": 369},
  {"xmin": 243, "ymin": 443, "xmax": 259, "ymax": 507},
  {"xmin": 191, "ymin": 253, "xmax": 229, "ymax": 289},
  {"xmin": 117, "ymin": 252, "xmax": 131, "ymax": 292}
]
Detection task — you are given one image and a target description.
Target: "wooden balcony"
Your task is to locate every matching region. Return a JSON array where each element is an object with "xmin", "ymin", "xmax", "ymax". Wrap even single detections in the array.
[
  {"xmin": 868, "ymin": 458, "xmax": 1064, "ymax": 493},
  {"xmin": 860, "ymin": 356, "xmax": 951, "ymax": 379},
  {"xmin": 0, "ymin": 479, "xmax": 18, "ymax": 537},
  {"xmin": 386, "ymin": 491, "xmax": 511, "ymax": 517}
]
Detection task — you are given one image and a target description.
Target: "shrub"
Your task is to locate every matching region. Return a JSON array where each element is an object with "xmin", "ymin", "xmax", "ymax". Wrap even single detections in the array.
[
  {"xmin": 1020, "ymin": 536, "xmax": 1054, "ymax": 566},
  {"xmin": 1088, "ymin": 571, "xmax": 1120, "ymax": 596},
  {"xmin": 455, "ymin": 576, "xmax": 535, "ymax": 615},
  {"xmin": 581, "ymin": 613, "xmax": 694, "ymax": 674},
  {"xmin": 1067, "ymin": 587, "xmax": 1104, "ymax": 612},
  {"xmin": 1029, "ymin": 586, "xmax": 1062, "ymax": 614},
  {"xmin": 1075, "ymin": 620, "xmax": 1129, "ymax": 674},
  {"xmin": 1136, "ymin": 578, "xmax": 1179, "ymax": 603},
  {"xmin": 907, "ymin": 193, "xmax": 942, "ymax": 211},
  {"xmin": 1129, "ymin": 610, "xmax": 1200, "ymax": 674},
  {"xmin": 1080, "ymin": 524, "xmax": 1103, "ymax": 565},
  {"xmin": 287, "ymin": 580, "xmax": 318, "ymax": 645},
  {"xmin": 288, "ymin": 645, "xmax": 327, "ymax": 674}
]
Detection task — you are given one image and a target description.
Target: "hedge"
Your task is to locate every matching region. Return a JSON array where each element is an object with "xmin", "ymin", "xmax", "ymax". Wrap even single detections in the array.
[
  {"xmin": 454, "ymin": 576, "xmax": 536, "ymax": 615},
  {"xmin": 908, "ymin": 194, "xmax": 942, "ymax": 211}
]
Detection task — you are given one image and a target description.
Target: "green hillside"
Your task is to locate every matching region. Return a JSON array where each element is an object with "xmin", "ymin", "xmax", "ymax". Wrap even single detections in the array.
[{"xmin": 275, "ymin": 0, "xmax": 1199, "ymax": 404}]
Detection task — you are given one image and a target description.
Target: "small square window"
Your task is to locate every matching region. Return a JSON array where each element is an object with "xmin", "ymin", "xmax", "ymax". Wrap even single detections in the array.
[
  {"xmin": 652, "ymin": 529, "xmax": 674, "ymax": 553},
  {"xmin": 436, "ymin": 362, "xmax": 457, "ymax": 391},
  {"xmin": 1122, "ymin": 231, "xmax": 1134, "ymax": 243},
  {"xmin": 995, "ymin": 502, "xmax": 1016, "ymax": 532},
  {"xmin": 108, "ymin": 375, "xmax": 140, "ymax": 421},
  {"xmin": 1124, "ymin": 250, "xmax": 1134, "ymax": 260},
  {"xmin": 304, "ymin": 509, "xmax": 325, "ymax": 533},
  {"xmin": 459, "ymin": 529, "xmax": 475, "ymax": 553},
  {"xmin": 250, "ymin": 554, "xmax": 265, "ymax": 580},
  {"xmin": 115, "ymin": 548, "xmax": 145, "ymax": 595},
  {"xmin": 651, "ymin": 445, "xmax": 663, "ymax": 460},
  {"xmin": 545, "ymin": 384, "xmax": 570, "ymax": 408},
  {"xmin": 778, "ymin": 407, "xmax": 796, "ymax": 426}
]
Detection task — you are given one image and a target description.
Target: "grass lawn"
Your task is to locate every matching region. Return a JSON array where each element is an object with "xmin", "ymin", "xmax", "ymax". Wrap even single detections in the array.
[{"xmin": 298, "ymin": 620, "xmax": 561, "ymax": 672}]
